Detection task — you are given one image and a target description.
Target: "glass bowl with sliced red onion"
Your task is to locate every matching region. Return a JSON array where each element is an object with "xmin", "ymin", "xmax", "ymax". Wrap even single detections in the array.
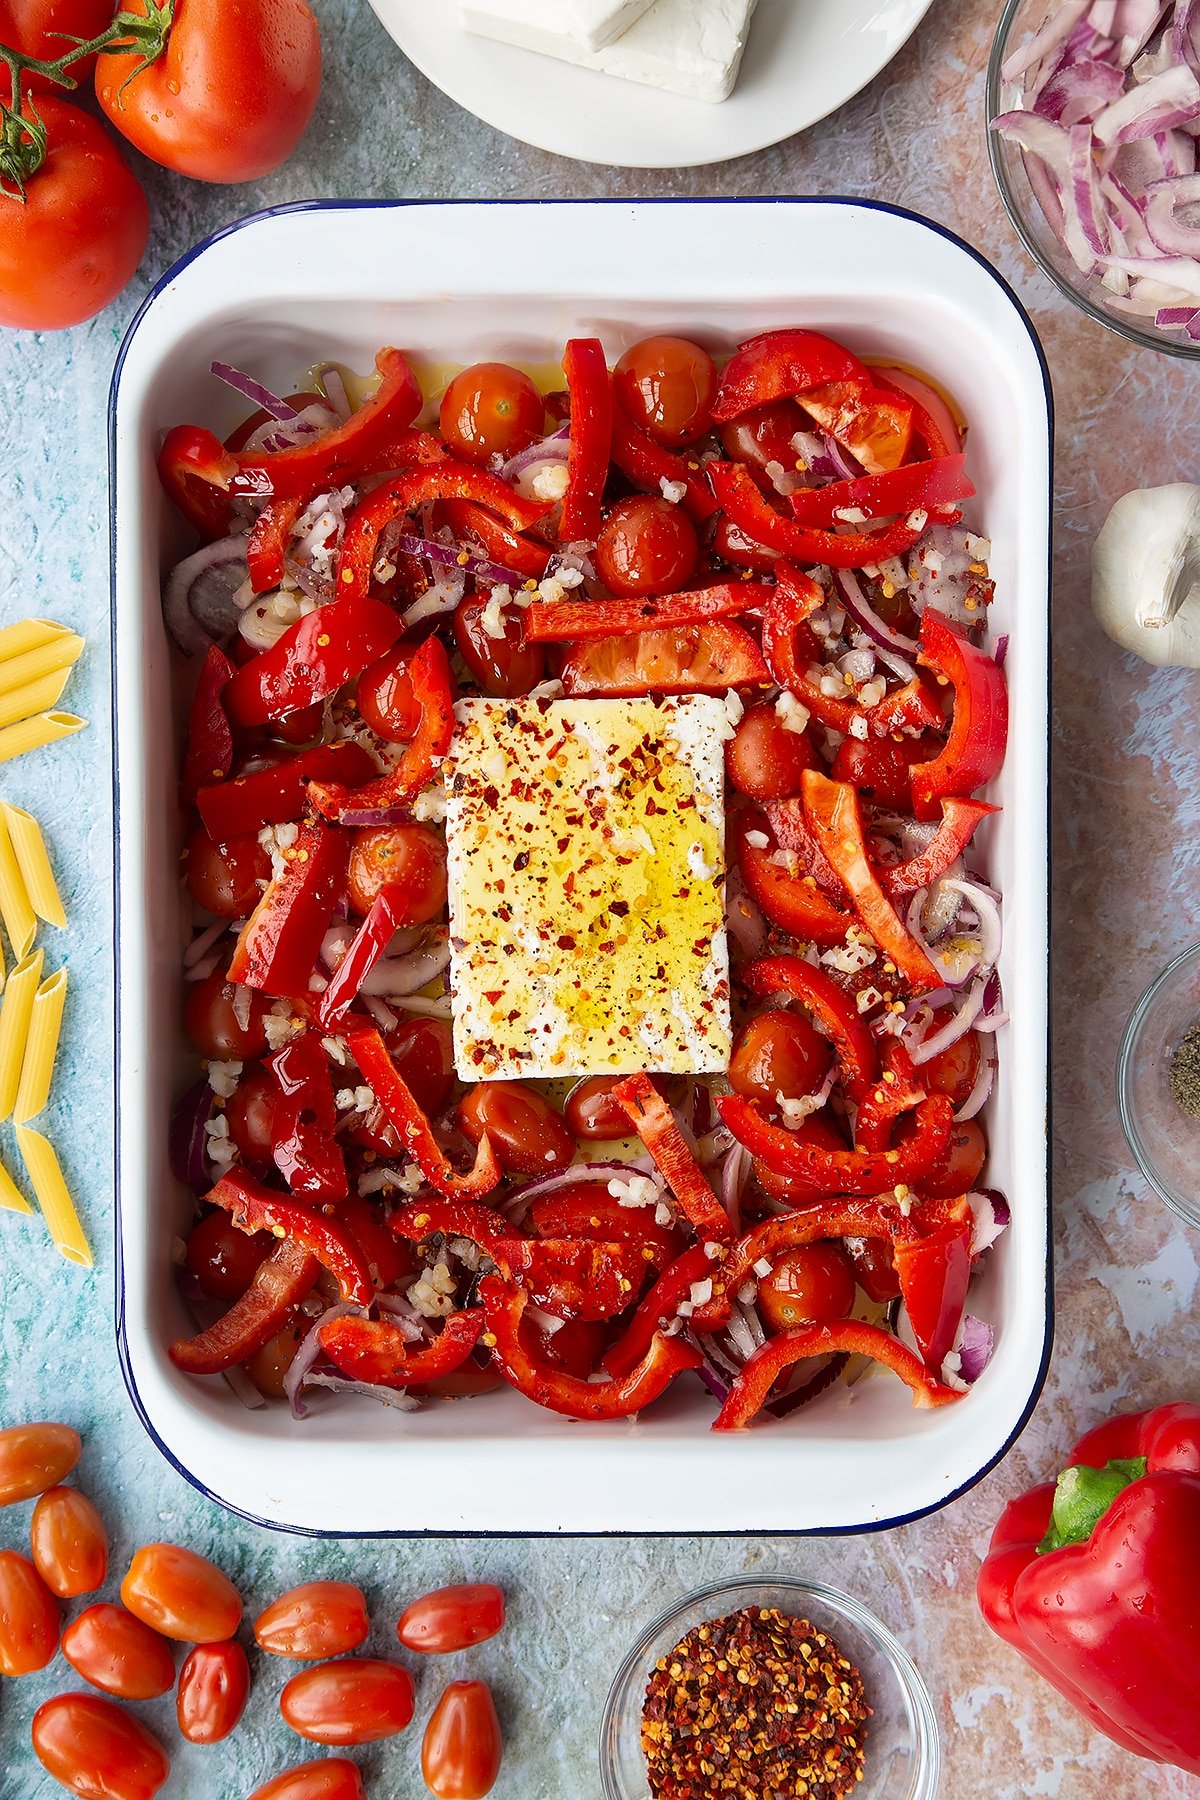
[{"xmin": 988, "ymin": 0, "xmax": 1200, "ymax": 354}]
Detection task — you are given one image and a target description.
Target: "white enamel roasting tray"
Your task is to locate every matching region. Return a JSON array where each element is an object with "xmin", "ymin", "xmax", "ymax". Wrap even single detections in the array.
[{"xmin": 111, "ymin": 199, "xmax": 1052, "ymax": 1537}]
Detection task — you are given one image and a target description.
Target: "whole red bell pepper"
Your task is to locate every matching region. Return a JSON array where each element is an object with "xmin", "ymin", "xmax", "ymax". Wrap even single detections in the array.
[
  {"xmin": 223, "ymin": 594, "xmax": 404, "ymax": 730},
  {"xmin": 525, "ymin": 581, "xmax": 770, "ymax": 643},
  {"xmin": 880, "ymin": 798, "xmax": 998, "ymax": 900},
  {"xmin": 741, "ymin": 955, "xmax": 878, "ymax": 1101},
  {"xmin": 181, "ymin": 646, "xmax": 235, "ymax": 809},
  {"xmin": 318, "ymin": 1309, "xmax": 485, "ymax": 1389},
  {"xmin": 710, "ymin": 462, "xmax": 930, "ymax": 570},
  {"xmin": 205, "ymin": 1171, "xmax": 373, "ymax": 1306},
  {"xmin": 977, "ymin": 1404, "xmax": 1200, "ymax": 1774},
  {"xmin": 267, "ymin": 1031, "xmax": 347, "ymax": 1203},
  {"xmin": 789, "ymin": 454, "xmax": 974, "ymax": 528},
  {"xmin": 229, "ymin": 818, "xmax": 349, "ymax": 998},
  {"xmin": 612, "ymin": 1073, "xmax": 733, "ymax": 1244},
  {"xmin": 718, "ymin": 1091, "xmax": 954, "ymax": 1198},
  {"xmin": 350, "ymin": 1028, "xmax": 501, "ymax": 1200},
  {"xmin": 308, "ymin": 634, "xmax": 454, "ymax": 824},
  {"xmin": 910, "ymin": 608, "xmax": 1008, "ymax": 821},
  {"xmin": 560, "ymin": 337, "xmax": 612, "ymax": 543},
  {"xmin": 733, "ymin": 812, "xmax": 852, "ymax": 949},
  {"xmin": 714, "ymin": 1320, "xmax": 961, "ymax": 1430},
  {"xmin": 711, "ymin": 329, "xmax": 870, "ymax": 423},
  {"xmin": 169, "ymin": 1239, "xmax": 319, "ymax": 1374},
  {"xmin": 198, "ymin": 743, "xmax": 377, "ymax": 844},
  {"xmin": 609, "ymin": 404, "xmax": 719, "ymax": 523}
]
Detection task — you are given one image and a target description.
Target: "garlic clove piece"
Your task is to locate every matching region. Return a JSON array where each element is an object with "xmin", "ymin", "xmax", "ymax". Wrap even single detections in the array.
[{"xmin": 1092, "ymin": 483, "xmax": 1200, "ymax": 667}]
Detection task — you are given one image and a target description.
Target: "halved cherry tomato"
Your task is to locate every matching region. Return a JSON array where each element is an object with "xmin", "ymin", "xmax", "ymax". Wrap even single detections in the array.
[
  {"xmin": 422, "ymin": 1679, "xmax": 504, "ymax": 1800},
  {"xmin": 255, "ymin": 1582, "xmax": 370, "ymax": 1660},
  {"xmin": 375, "ymin": 1017, "xmax": 455, "ymax": 1122},
  {"xmin": 247, "ymin": 1759, "xmax": 366, "ymax": 1800},
  {"xmin": 757, "ymin": 1243, "xmax": 857, "ymax": 1333},
  {"xmin": 719, "ymin": 399, "xmax": 810, "ymax": 472},
  {"xmin": 184, "ymin": 968, "xmax": 269, "ymax": 1061},
  {"xmin": 121, "ymin": 1544, "xmax": 243, "ymax": 1644},
  {"xmin": 726, "ymin": 702, "xmax": 818, "ymax": 801},
  {"xmin": 595, "ymin": 496, "xmax": 699, "ymax": 597},
  {"xmin": 246, "ymin": 1320, "xmax": 308, "ymax": 1400},
  {"xmin": 728, "ymin": 1010, "xmax": 833, "ymax": 1110},
  {"xmin": 454, "ymin": 597, "xmax": 545, "ymax": 698},
  {"xmin": 356, "ymin": 642, "xmax": 420, "ymax": 742},
  {"xmin": 458, "ymin": 1082, "xmax": 575, "ymax": 1176},
  {"xmin": 280, "ymin": 1659, "xmax": 415, "ymax": 1745},
  {"xmin": 185, "ymin": 826, "xmax": 272, "ymax": 919},
  {"xmin": 561, "ymin": 622, "xmax": 768, "ymax": 698},
  {"xmin": 31, "ymin": 1487, "xmax": 109, "ymax": 1599},
  {"xmin": 397, "ymin": 1583, "xmax": 506, "ymax": 1654},
  {"xmin": 32, "ymin": 1694, "xmax": 170, "ymax": 1800},
  {"xmin": 177, "ymin": 1639, "xmax": 251, "ymax": 1744},
  {"xmin": 225, "ymin": 1068, "xmax": 281, "ymax": 1178},
  {"xmin": 799, "ymin": 381, "xmax": 914, "ymax": 474},
  {"xmin": 186, "ymin": 1209, "xmax": 274, "ymax": 1301},
  {"xmin": 62, "ymin": 1603, "xmax": 176, "ymax": 1700},
  {"xmin": 614, "ymin": 336, "xmax": 717, "ymax": 446},
  {"xmin": 0, "ymin": 1421, "xmax": 80, "ymax": 1505},
  {"xmin": 898, "ymin": 1115, "xmax": 986, "ymax": 1199},
  {"xmin": 440, "ymin": 363, "xmax": 545, "ymax": 465},
  {"xmin": 0, "ymin": 1550, "xmax": 59, "ymax": 1674},
  {"xmin": 922, "ymin": 1022, "xmax": 983, "ymax": 1108}
]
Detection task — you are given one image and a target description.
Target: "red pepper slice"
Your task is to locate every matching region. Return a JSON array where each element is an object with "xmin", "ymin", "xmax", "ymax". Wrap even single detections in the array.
[
  {"xmin": 339, "ymin": 1194, "xmax": 415, "ymax": 1291},
  {"xmin": 560, "ymin": 338, "xmax": 612, "ymax": 543},
  {"xmin": 560, "ymin": 620, "xmax": 768, "ymax": 698},
  {"xmin": 229, "ymin": 818, "xmax": 349, "ymax": 998},
  {"xmin": 689, "ymin": 1201, "xmax": 913, "ymax": 1333},
  {"xmin": 602, "ymin": 1243, "xmax": 721, "ymax": 1380},
  {"xmin": 870, "ymin": 677, "xmax": 944, "ymax": 736},
  {"xmin": 169, "ymin": 1239, "xmax": 319, "ymax": 1374},
  {"xmin": 223, "ymin": 594, "xmax": 404, "ymax": 730},
  {"xmin": 801, "ymin": 769, "xmax": 941, "ymax": 992},
  {"xmin": 910, "ymin": 608, "xmax": 1008, "ymax": 821},
  {"xmin": 733, "ymin": 811, "xmax": 851, "ymax": 948},
  {"xmin": 710, "ymin": 462, "xmax": 931, "ymax": 570},
  {"xmin": 157, "ymin": 424, "xmax": 235, "ymax": 542},
  {"xmin": 197, "ymin": 744, "xmax": 377, "ymax": 844},
  {"xmin": 267, "ymin": 1032, "xmax": 348, "ymax": 1204},
  {"xmin": 880, "ymin": 798, "xmax": 999, "ymax": 899},
  {"xmin": 247, "ymin": 496, "xmax": 305, "ymax": 594},
  {"xmin": 316, "ymin": 886, "xmax": 408, "ymax": 1029},
  {"xmin": 761, "ymin": 798, "xmax": 844, "ymax": 896},
  {"xmin": 308, "ymin": 634, "xmax": 454, "ymax": 823},
  {"xmin": 759, "ymin": 565, "xmax": 867, "ymax": 735},
  {"xmin": 392, "ymin": 1195, "xmax": 510, "ymax": 1251},
  {"xmin": 205, "ymin": 1171, "xmax": 373, "ymax": 1305},
  {"xmin": 318, "ymin": 1309, "xmax": 485, "ymax": 1388},
  {"xmin": 351, "ymin": 1028, "xmax": 501, "ymax": 1200},
  {"xmin": 612, "ymin": 1074, "xmax": 733, "ymax": 1244},
  {"xmin": 713, "ymin": 1320, "xmax": 961, "ymax": 1429},
  {"xmin": 742, "ymin": 954, "xmax": 879, "ymax": 1101},
  {"xmin": 717, "ymin": 1091, "xmax": 955, "ymax": 1198},
  {"xmin": 789, "ymin": 454, "xmax": 973, "ymax": 528},
  {"xmin": 853, "ymin": 1042, "xmax": 928, "ymax": 1153},
  {"xmin": 229, "ymin": 348, "xmax": 423, "ymax": 498},
  {"xmin": 181, "ymin": 646, "xmax": 235, "ymax": 809},
  {"xmin": 711, "ymin": 330, "xmax": 870, "ymax": 424},
  {"xmin": 433, "ymin": 498, "xmax": 552, "ymax": 580},
  {"xmin": 894, "ymin": 1194, "xmax": 973, "ymax": 1370},
  {"xmin": 525, "ymin": 581, "xmax": 769, "ymax": 643},
  {"xmin": 478, "ymin": 1275, "xmax": 700, "ymax": 1420},
  {"xmin": 797, "ymin": 381, "xmax": 915, "ymax": 475},
  {"xmin": 609, "ymin": 404, "xmax": 719, "ymax": 523}
]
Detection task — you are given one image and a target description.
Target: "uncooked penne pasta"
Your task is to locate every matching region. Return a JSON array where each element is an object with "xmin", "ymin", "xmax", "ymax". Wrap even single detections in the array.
[
  {"xmin": 0, "ymin": 620, "xmax": 75, "ymax": 664},
  {"xmin": 0, "ymin": 949, "xmax": 43, "ymax": 1119},
  {"xmin": 14, "ymin": 968, "xmax": 67, "ymax": 1125},
  {"xmin": 0, "ymin": 802, "xmax": 66, "ymax": 929},
  {"xmin": 0, "ymin": 712, "xmax": 86, "ymax": 766},
  {"xmin": 0, "ymin": 813, "xmax": 36, "ymax": 961},
  {"xmin": 0, "ymin": 669, "xmax": 70, "ymax": 734},
  {"xmin": 0, "ymin": 635, "xmax": 84, "ymax": 699},
  {"xmin": 16, "ymin": 1125, "xmax": 92, "ymax": 1268},
  {"xmin": 0, "ymin": 1156, "xmax": 32, "ymax": 1216}
]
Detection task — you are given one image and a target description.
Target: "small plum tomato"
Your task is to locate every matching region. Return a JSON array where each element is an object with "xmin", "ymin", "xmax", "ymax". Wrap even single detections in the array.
[
  {"xmin": 225, "ymin": 1066, "xmax": 280, "ymax": 1176},
  {"xmin": 729, "ymin": 1010, "xmax": 833, "ymax": 1110},
  {"xmin": 245, "ymin": 1321, "xmax": 308, "ymax": 1401},
  {"xmin": 254, "ymin": 1582, "xmax": 370, "ymax": 1660},
  {"xmin": 397, "ymin": 1583, "xmax": 506, "ymax": 1655},
  {"xmin": 347, "ymin": 824, "xmax": 447, "ymax": 924},
  {"xmin": 31, "ymin": 1693, "xmax": 170, "ymax": 1800},
  {"xmin": 184, "ymin": 825, "xmax": 271, "ymax": 919},
  {"xmin": 454, "ymin": 597, "xmax": 545, "ymax": 698},
  {"xmin": 613, "ymin": 336, "xmax": 717, "ymax": 447},
  {"xmin": 185, "ymin": 1210, "xmax": 273, "ymax": 1303},
  {"xmin": 921, "ymin": 1023, "xmax": 984, "ymax": 1109},
  {"xmin": 184, "ymin": 969, "xmax": 268, "ymax": 1061},
  {"xmin": 0, "ymin": 1550, "xmax": 59, "ymax": 1675},
  {"xmin": 61, "ymin": 1603, "xmax": 177, "ymax": 1700},
  {"xmin": 356, "ymin": 642, "xmax": 420, "ymax": 743},
  {"xmin": 458, "ymin": 1081, "xmax": 575, "ymax": 1176},
  {"xmin": 564, "ymin": 1074, "xmax": 640, "ymax": 1141},
  {"xmin": 726, "ymin": 702, "xmax": 818, "ymax": 801},
  {"xmin": 440, "ymin": 363, "xmax": 545, "ymax": 466},
  {"xmin": 383, "ymin": 1016, "xmax": 455, "ymax": 1120},
  {"xmin": 177, "ymin": 1639, "xmax": 252, "ymax": 1744},
  {"xmin": 120, "ymin": 1543, "xmax": 243, "ymax": 1644},
  {"xmin": 845, "ymin": 1235, "xmax": 901, "ymax": 1304},
  {"xmin": 757, "ymin": 1244, "xmax": 858, "ymax": 1334},
  {"xmin": 0, "ymin": 1421, "xmax": 81, "ymax": 1506},
  {"xmin": 421, "ymin": 1679, "xmax": 504, "ymax": 1800},
  {"xmin": 247, "ymin": 1758, "xmax": 366, "ymax": 1800},
  {"xmin": 30, "ymin": 1486, "xmax": 109, "ymax": 1598},
  {"xmin": 595, "ymin": 496, "xmax": 699, "ymax": 598},
  {"xmin": 719, "ymin": 399, "xmax": 810, "ymax": 473},
  {"xmin": 279, "ymin": 1658, "xmax": 415, "ymax": 1745},
  {"xmin": 898, "ymin": 1116, "xmax": 987, "ymax": 1200}
]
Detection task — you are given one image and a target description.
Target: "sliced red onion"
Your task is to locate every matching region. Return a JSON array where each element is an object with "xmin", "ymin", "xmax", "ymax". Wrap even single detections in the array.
[
  {"xmin": 994, "ymin": 633, "xmax": 1010, "ymax": 667},
  {"xmin": 693, "ymin": 1356, "xmax": 730, "ymax": 1406},
  {"xmin": 312, "ymin": 362, "xmax": 353, "ymax": 423},
  {"xmin": 242, "ymin": 402, "xmax": 331, "ymax": 455},
  {"xmin": 904, "ymin": 523, "xmax": 992, "ymax": 627},
  {"xmin": 1002, "ymin": 0, "xmax": 1092, "ymax": 84},
  {"xmin": 361, "ymin": 995, "xmax": 400, "ymax": 1031},
  {"xmin": 1093, "ymin": 58, "xmax": 1200, "ymax": 141},
  {"xmin": 1034, "ymin": 55, "xmax": 1127, "ymax": 119},
  {"xmin": 765, "ymin": 1352, "xmax": 849, "ymax": 1419},
  {"xmin": 301, "ymin": 1371, "xmax": 420, "ymax": 1412},
  {"xmin": 725, "ymin": 1302, "xmax": 762, "ymax": 1365},
  {"xmin": 169, "ymin": 1080, "xmax": 215, "ymax": 1190},
  {"xmin": 938, "ymin": 877, "xmax": 1003, "ymax": 968},
  {"xmin": 956, "ymin": 1314, "xmax": 996, "ymax": 1385},
  {"xmin": 1144, "ymin": 171, "xmax": 1200, "ymax": 250},
  {"xmin": 334, "ymin": 805, "xmax": 414, "ymax": 828},
  {"xmin": 817, "ymin": 431, "xmax": 863, "ymax": 482},
  {"xmin": 500, "ymin": 425, "xmax": 571, "ymax": 483},
  {"xmin": 210, "ymin": 361, "xmax": 299, "ymax": 420},
  {"xmin": 509, "ymin": 1161, "xmax": 651, "ymax": 1219},
  {"xmin": 837, "ymin": 645, "xmax": 877, "ymax": 686},
  {"xmin": 393, "ymin": 531, "xmax": 526, "ymax": 592},
  {"xmin": 968, "ymin": 1190, "xmax": 1011, "ymax": 1257},
  {"xmin": 906, "ymin": 979, "xmax": 987, "ymax": 1065},
  {"xmin": 284, "ymin": 1301, "xmax": 363, "ymax": 1419},
  {"xmin": 363, "ymin": 938, "xmax": 452, "ymax": 999},
  {"xmin": 184, "ymin": 920, "xmax": 229, "ymax": 969},
  {"xmin": 955, "ymin": 1051, "xmax": 997, "ymax": 1122},
  {"xmin": 725, "ymin": 879, "xmax": 768, "ymax": 960},
  {"xmin": 162, "ymin": 535, "xmax": 251, "ymax": 655},
  {"xmin": 833, "ymin": 569, "xmax": 919, "ymax": 656},
  {"xmin": 720, "ymin": 1143, "xmax": 751, "ymax": 1234},
  {"xmin": 283, "ymin": 554, "xmax": 334, "ymax": 605}
]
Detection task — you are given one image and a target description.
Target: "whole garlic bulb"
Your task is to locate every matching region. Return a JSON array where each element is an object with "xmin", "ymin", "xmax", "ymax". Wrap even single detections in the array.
[{"xmin": 1092, "ymin": 484, "xmax": 1200, "ymax": 666}]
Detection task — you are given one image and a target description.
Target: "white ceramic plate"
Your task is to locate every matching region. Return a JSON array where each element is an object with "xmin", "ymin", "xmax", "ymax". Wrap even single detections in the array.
[
  {"xmin": 111, "ymin": 197, "xmax": 1051, "ymax": 1538},
  {"xmin": 366, "ymin": 0, "xmax": 938, "ymax": 169}
]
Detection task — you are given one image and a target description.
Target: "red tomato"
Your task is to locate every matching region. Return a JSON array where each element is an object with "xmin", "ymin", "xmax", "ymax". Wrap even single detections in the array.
[
  {"xmin": 279, "ymin": 1658, "xmax": 415, "ymax": 1745},
  {"xmin": 97, "ymin": 0, "xmax": 322, "ymax": 184},
  {"xmin": 245, "ymin": 1321, "xmax": 307, "ymax": 1400},
  {"xmin": 412, "ymin": 1357, "xmax": 505, "ymax": 1401},
  {"xmin": 0, "ymin": 1421, "xmax": 80, "ymax": 1505},
  {"xmin": 422, "ymin": 1680, "xmax": 503, "ymax": 1800},
  {"xmin": 62, "ymin": 1603, "xmax": 177, "ymax": 1700},
  {"xmin": 0, "ymin": 0, "xmax": 115, "ymax": 90},
  {"xmin": 158, "ymin": 423, "xmax": 235, "ymax": 541},
  {"xmin": 454, "ymin": 597, "xmax": 545, "ymax": 698},
  {"xmin": 757, "ymin": 1244, "xmax": 857, "ymax": 1333},
  {"xmin": 562, "ymin": 622, "xmax": 766, "ymax": 698},
  {"xmin": 385, "ymin": 1017, "xmax": 455, "ymax": 1119},
  {"xmin": 800, "ymin": 381, "xmax": 913, "ymax": 475},
  {"xmin": 831, "ymin": 734, "xmax": 936, "ymax": 809},
  {"xmin": 564, "ymin": 1075, "xmax": 639, "ymax": 1140},
  {"xmin": 922, "ymin": 1022, "xmax": 984, "ymax": 1108},
  {"xmin": 185, "ymin": 825, "xmax": 271, "ymax": 919},
  {"xmin": 614, "ymin": 336, "xmax": 717, "ymax": 446},
  {"xmin": 899, "ymin": 1116, "xmax": 987, "ymax": 1200},
  {"xmin": 32, "ymin": 1693, "xmax": 170, "ymax": 1800},
  {"xmin": 184, "ymin": 968, "xmax": 269, "ymax": 1061},
  {"xmin": 719, "ymin": 399, "xmax": 810, "ymax": 472},
  {"xmin": 0, "ymin": 1550, "xmax": 59, "ymax": 1674},
  {"xmin": 527, "ymin": 1185, "xmax": 680, "ymax": 1270},
  {"xmin": 225, "ymin": 1067, "xmax": 280, "ymax": 1176},
  {"xmin": 270, "ymin": 700, "xmax": 326, "ymax": 746},
  {"xmin": 247, "ymin": 1759, "xmax": 366, "ymax": 1800},
  {"xmin": 255, "ymin": 1582, "xmax": 370, "ymax": 1660},
  {"xmin": 0, "ymin": 97, "xmax": 148, "ymax": 331},
  {"xmin": 185, "ymin": 1210, "xmax": 273, "ymax": 1302},
  {"xmin": 357, "ymin": 643, "xmax": 419, "ymax": 742},
  {"xmin": 121, "ymin": 1543, "xmax": 243, "ymax": 1644},
  {"xmin": 595, "ymin": 496, "xmax": 699, "ymax": 597},
  {"xmin": 30, "ymin": 1486, "xmax": 109, "ymax": 1599},
  {"xmin": 729, "ymin": 1010, "xmax": 833, "ymax": 1110},
  {"xmin": 397, "ymin": 1583, "xmax": 505, "ymax": 1655},
  {"xmin": 726, "ymin": 703, "xmax": 818, "ymax": 801},
  {"xmin": 440, "ymin": 363, "xmax": 545, "ymax": 465},
  {"xmin": 346, "ymin": 825, "xmax": 447, "ymax": 923},
  {"xmin": 872, "ymin": 363, "xmax": 962, "ymax": 458},
  {"xmin": 458, "ymin": 1082, "xmax": 575, "ymax": 1176},
  {"xmin": 177, "ymin": 1639, "xmax": 252, "ymax": 1744},
  {"xmin": 845, "ymin": 1234, "xmax": 901, "ymax": 1304}
]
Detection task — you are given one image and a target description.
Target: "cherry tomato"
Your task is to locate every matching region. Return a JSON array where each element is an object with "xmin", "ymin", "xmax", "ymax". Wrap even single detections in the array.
[
  {"xmin": 421, "ymin": 1680, "xmax": 503, "ymax": 1800},
  {"xmin": 726, "ymin": 703, "xmax": 818, "ymax": 801},
  {"xmin": 271, "ymin": 700, "xmax": 326, "ymax": 746},
  {"xmin": 346, "ymin": 825, "xmax": 447, "ymax": 923},
  {"xmin": 184, "ymin": 968, "xmax": 269, "ymax": 1061},
  {"xmin": 729, "ymin": 1010, "xmax": 833, "ymax": 1110},
  {"xmin": 845, "ymin": 1234, "xmax": 901, "ymax": 1304},
  {"xmin": 454, "ymin": 598, "xmax": 546, "ymax": 698},
  {"xmin": 121, "ymin": 1543, "xmax": 243, "ymax": 1644},
  {"xmin": 922, "ymin": 1022, "xmax": 984, "ymax": 1108},
  {"xmin": 757, "ymin": 1244, "xmax": 857, "ymax": 1334},
  {"xmin": 832, "ymin": 735, "xmax": 936, "ymax": 810},
  {"xmin": 527, "ymin": 1186, "xmax": 681, "ymax": 1270},
  {"xmin": 0, "ymin": 0, "xmax": 115, "ymax": 91},
  {"xmin": 97, "ymin": 0, "xmax": 322, "ymax": 185},
  {"xmin": 397, "ymin": 1583, "xmax": 505, "ymax": 1655},
  {"xmin": 564, "ymin": 1074, "xmax": 644, "ymax": 1140},
  {"xmin": 177, "ymin": 1639, "xmax": 252, "ymax": 1744},
  {"xmin": 385, "ymin": 1017, "xmax": 455, "ymax": 1119},
  {"xmin": 0, "ymin": 97, "xmax": 149, "ymax": 331},
  {"xmin": 32, "ymin": 1694, "xmax": 170, "ymax": 1800},
  {"xmin": 595, "ymin": 496, "xmax": 699, "ymax": 597},
  {"xmin": 279, "ymin": 1658, "xmax": 415, "ymax": 1745},
  {"xmin": 0, "ymin": 1421, "xmax": 80, "ymax": 1505},
  {"xmin": 899, "ymin": 1116, "xmax": 987, "ymax": 1200},
  {"xmin": 458, "ymin": 1081, "xmax": 575, "ymax": 1176},
  {"xmin": 0, "ymin": 1550, "xmax": 59, "ymax": 1674},
  {"xmin": 440, "ymin": 362, "xmax": 545, "ymax": 465},
  {"xmin": 185, "ymin": 1210, "xmax": 273, "ymax": 1302},
  {"xmin": 245, "ymin": 1320, "xmax": 307, "ymax": 1401},
  {"xmin": 185, "ymin": 825, "xmax": 271, "ymax": 919},
  {"xmin": 800, "ymin": 382, "xmax": 914, "ymax": 475},
  {"xmin": 719, "ymin": 399, "xmax": 809, "ymax": 472},
  {"xmin": 357, "ymin": 643, "xmax": 420, "ymax": 742},
  {"xmin": 247, "ymin": 1759, "xmax": 366, "ymax": 1800},
  {"xmin": 255, "ymin": 1582, "xmax": 370, "ymax": 1660},
  {"xmin": 62, "ymin": 1603, "xmax": 176, "ymax": 1700},
  {"xmin": 225, "ymin": 1067, "xmax": 281, "ymax": 1176},
  {"xmin": 30, "ymin": 1486, "xmax": 109, "ymax": 1599},
  {"xmin": 614, "ymin": 336, "xmax": 717, "ymax": 446}
]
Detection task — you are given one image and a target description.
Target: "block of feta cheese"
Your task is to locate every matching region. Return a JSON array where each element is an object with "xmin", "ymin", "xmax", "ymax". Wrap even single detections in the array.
[
  {"xmin": 461, "ymin": 0, "xmax": 759, "ymax": 104},
  {"xmin": 459, "ymin": 0, "xmax": 657, "ymax": 57},
  {"xmin": 445, "ymin": 694, "xmax": 733, "ymax": 1081}
]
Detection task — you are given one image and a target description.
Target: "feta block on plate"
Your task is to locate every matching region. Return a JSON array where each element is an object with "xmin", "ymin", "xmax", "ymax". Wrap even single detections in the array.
[
  {"xmin": 459, "ymin": 0, "xmax": 657, "ymax": 57},
  {"xmin": 446, "ymin": 695, "xmax": 732, "ymax": 1081}
]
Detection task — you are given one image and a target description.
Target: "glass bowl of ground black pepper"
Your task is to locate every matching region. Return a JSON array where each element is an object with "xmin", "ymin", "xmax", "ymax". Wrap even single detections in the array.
[
  {"xmin": 1118, "ymin": 942, "xmax": 1200, "ymax": 1227},
  {"xmin": 599, "ymin": 1577, "xmax": 940, "ymax": 1800}
]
